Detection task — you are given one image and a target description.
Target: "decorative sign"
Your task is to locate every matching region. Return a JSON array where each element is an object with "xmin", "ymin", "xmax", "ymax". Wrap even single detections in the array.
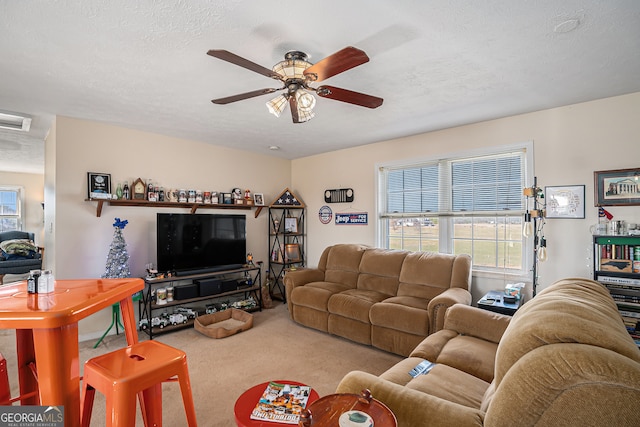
[
  {"xmin": 335, "ymin": 212, "xmax": 368, "ymax": 225},
  {"xmin": 318, "ymin": 205, "xmax": 333, "ymax": 224},
  {"xmin": 88, "ymin": 172, "xmax": 112, "ymax": 199},
  {"xmin": 324, "ymin": 188, "xmax": 354, "ymax": 203}
]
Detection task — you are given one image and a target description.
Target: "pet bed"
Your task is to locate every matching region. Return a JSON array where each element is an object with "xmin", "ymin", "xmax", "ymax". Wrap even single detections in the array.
[{"xmin": 194, "ymin": 308, "xmax": 253, "ymax": 338}]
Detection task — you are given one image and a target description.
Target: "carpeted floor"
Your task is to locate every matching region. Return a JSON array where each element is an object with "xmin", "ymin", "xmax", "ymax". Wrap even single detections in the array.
[{"xmin": 0, "ymin": 301, "xmax": 402, "ymax": 426}]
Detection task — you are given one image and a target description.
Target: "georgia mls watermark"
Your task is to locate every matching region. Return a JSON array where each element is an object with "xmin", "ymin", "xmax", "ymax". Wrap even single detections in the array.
[{"xmin": 0, "ymin": 406, "xmax": 64, "ymax": 427}]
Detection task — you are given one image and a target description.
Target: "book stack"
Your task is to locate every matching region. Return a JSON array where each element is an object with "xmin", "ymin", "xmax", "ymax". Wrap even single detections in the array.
[
  {"xmin": 593, "ymin": 236, "xmax": 640, "ymax": 349},
  {"xmin": 597, "ymin": 276, "xmax": 640, "ymax": 347}
]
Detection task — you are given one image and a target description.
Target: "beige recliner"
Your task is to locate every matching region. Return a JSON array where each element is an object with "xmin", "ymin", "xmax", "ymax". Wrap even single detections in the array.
[{"xmin": 337, "ymin": 278, "xmax": 640, "ymax": 426}]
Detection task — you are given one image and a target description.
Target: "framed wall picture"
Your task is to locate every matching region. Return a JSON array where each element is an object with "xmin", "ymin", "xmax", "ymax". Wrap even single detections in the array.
[
  {"xmin": 253, "ymin": 193, "xmax": 265, "ymax": 206},
  {"xmin": 284, "ymin": 243, "xmax": 301, "ymax": 262},
  {"xmin": 284, "ymin": 217, "xmax": 298, "ymax": 233},
  {"xmin": 87, "ymin": 172, "xmax": 111, "ymax": 199},
  {"xmin": 594, "ymin": 168, "xmax": 640, "ymax": 206},
  {"xmin": 545, "ymin": 185, "xmax": 585, "ymax": 218}
]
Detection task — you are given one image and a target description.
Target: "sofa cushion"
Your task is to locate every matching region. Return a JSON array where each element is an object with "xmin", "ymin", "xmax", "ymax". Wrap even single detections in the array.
[
  {"xmin": 370, "ymin": 298, "xmax": 430, "ymax": 336},
  {"xmin": 322, "ymin": 244, "xmax": 367, "ymax": 288},
  {"xmin": 328, "ymin": 289, "xmax": 390, "ymax": 323},
  {"xmin": 290, "ymin": 281, "xmax": 351, "ymax": 311},
  {"xmin": 356, "ymin": 248, "xmax": 407, "ymax": 295},
  {"xmin": 430, "ymin": 335, "xmax": 498, "ymax": 383},
  {"xmin": 379, "ymin": 357, "xmax": 489, "ymax": 409},
  {"xmin": 406, "ymin": 364, "xmax": 489, "ymax": 409},
  {"xmin": 397, "ymin": 252, "xmax": 470, "ymax": 299}
]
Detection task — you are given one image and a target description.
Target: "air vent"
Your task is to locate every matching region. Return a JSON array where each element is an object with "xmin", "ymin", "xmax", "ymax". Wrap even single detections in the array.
[{"xmin": 0, "ymin": 111, "xmax": 32, "ymax": 132}]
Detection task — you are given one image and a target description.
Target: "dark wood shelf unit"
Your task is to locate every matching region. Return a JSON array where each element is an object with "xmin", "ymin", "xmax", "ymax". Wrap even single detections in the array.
[{"xmin": 86, "ymin": 198, "xmax": 253, "ymax": 217}]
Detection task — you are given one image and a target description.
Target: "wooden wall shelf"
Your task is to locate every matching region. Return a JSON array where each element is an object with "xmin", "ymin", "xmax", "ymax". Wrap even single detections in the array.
[{"xmin": 86, "ymin": 198, "xmax": 252, "ymax": 217}]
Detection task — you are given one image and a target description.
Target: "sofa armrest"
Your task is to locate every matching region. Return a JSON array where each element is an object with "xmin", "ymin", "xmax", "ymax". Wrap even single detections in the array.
[
  {"xmin": 443, "ymin": 304, "xmax": 511, "ymax": 343},
  {"xmin": 336, "ymin": 371, "xmax": 484, "ymax": 427},
  {"xmin": 283, "ymin": 268, "xmax": 325, "ymax": 311},
  {"xmin": 427, "ymin": 287, "xmax": 472, "ymax": 334}
]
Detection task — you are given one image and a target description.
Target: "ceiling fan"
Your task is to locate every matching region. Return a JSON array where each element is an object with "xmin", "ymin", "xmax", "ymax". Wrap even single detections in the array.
[{"xmin": 207, "ymin": 46, "xmax": 383, "ymax": 123}]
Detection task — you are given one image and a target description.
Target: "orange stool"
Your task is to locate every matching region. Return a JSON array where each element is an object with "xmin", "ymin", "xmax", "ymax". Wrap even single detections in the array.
[
  {"xmin": 0, "ymin": 351, "xmax": 39, "ymax": 406},
  {"xmin": 80, "ymin": 340, "xmax": 197, "ymax": 427}
]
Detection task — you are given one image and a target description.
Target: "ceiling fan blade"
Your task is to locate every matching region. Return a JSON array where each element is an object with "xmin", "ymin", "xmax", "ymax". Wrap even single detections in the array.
[
  {"xmin": 289, "ymin": 96, "xmax": 301, "ymax": 123},
  {"xmin": 207, "ymin": 50, "xmax": 284, "ymax": 81},
  {"xmin": 316, "ymin": 85, "xmax": 383, "ymax": 109},
  {"xmin": 303, "ymin": 47, "xmax": 370, "ymax": 82},
  {"xmin": 211, "ymin": 88, "xmax": 280, "ymax": 105}
]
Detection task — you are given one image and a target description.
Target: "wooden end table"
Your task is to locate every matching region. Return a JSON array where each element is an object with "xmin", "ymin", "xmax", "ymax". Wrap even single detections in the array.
[{"xmin": 299, "ymin": 389, "xmax": 397, "ymax": 427}]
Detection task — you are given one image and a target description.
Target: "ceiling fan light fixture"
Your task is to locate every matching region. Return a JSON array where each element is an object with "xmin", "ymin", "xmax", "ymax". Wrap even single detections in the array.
[
  {"xmin": 296, "ymin": 90, "xmax": 316, "ymax": 112},
  {"xmin": 295, "ymin": 105, "xmax": 315, "ymax": 123},
  {"xmin": 272, "ymin": 51, "xmax": 312, "ymax": 80},
  {"xmin": 266, "ymin": 94, "xmax": 289, "ymax": 117}
]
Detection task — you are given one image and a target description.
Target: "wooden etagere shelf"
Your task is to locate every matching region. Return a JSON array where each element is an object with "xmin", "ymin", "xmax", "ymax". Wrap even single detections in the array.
[{"xmin": 86, "ymin": 198, "xmax": 253, "ymax": 217}]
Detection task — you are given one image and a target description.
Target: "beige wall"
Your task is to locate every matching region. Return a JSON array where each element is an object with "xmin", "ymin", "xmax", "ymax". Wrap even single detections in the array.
[
  {"xmin": 0, "ymin": 171, "xmax": 44, "ymax": 242},
  {"xmin": 292, "ymin": 92, "xmax": 640, "ymax": 302},
  {"xmin": 42, "ymin": 92, "xmax": 640, "ymax": 340},
  {"xmin": 49, "ymin": 116, "xmax": 291, "ymax": 339}
]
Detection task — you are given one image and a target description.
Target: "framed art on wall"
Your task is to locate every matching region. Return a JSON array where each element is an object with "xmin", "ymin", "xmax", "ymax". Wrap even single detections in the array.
[
  {"xmin": 87, "ymin": 172, "xmax": 111, "ymax": 199},
  {"xmin": 545, "ymin": 185, "xmax": 585, "ymax": 218},
  {"xmin": 594, "ymin": 168, "xmax": 640, "ymax": 206}
]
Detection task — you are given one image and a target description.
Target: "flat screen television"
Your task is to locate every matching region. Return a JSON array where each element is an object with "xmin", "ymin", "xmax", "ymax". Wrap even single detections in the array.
[{"xmin": 157, "ymin": 213, "xmax": 246, "ymax": 275}]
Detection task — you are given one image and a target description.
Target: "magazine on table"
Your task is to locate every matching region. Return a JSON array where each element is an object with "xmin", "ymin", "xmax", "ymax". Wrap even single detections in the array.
[{"xmin": 250, "ymin": 381, "xmax": 312, "ymax": 424}]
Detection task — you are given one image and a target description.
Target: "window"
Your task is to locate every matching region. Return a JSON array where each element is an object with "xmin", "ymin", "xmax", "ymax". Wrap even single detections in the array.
[
  {"xmin": 378, "ymin": 144, "xmax": 531, "ymax": 274},
  {"xmin": 0, "ymin": 187, "xmax": 22, "ymax": 232}
]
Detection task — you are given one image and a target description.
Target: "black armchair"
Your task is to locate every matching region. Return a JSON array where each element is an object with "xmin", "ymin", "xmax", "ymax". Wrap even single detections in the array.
[{"xmin": 0, "ymin": 231, "xmax": 44, "ymax": 286}]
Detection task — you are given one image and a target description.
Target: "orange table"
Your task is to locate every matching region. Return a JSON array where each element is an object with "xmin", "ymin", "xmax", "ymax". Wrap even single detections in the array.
[
  {"xmin": 0, "ymin": 278, "xmax": 144, "ymax": 427},
  {"xmin": 235, "ymin": 380, "xmax": 320, "ymax": 427}
]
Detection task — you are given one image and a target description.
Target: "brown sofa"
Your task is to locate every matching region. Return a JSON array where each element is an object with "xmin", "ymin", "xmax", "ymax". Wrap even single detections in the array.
[
  {"xmin": 336, "ymin": 278, "xmax": 640, "ymax": 427},
  {"xmin": 284, "ymin": 244, "xmax": 472, "ymax": 356}
]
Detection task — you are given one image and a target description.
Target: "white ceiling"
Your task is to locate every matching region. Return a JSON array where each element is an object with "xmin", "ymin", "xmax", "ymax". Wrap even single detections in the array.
[{"xmin": 1, "ymin": 1, "xmax": 640, "ymax": 174}]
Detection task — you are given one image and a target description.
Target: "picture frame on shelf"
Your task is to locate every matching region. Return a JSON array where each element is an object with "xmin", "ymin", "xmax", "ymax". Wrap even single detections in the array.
[
  {"xmin": 87, "ymin": 172, "xmax": 111, "ymax": 199},
  {"xmin": 284, "ymin": 244, "xmax": 301, "ymax": 262},
  {"xmin": 284, "ymin": 217, "xmax": 298, "ymax": 233},
  {"xmin": 594, "ymin": 168, "xmax": 640, "ymax": 206},
  {"xmin": 222, "ymin": 193, "xmax": 233, "ymax": 204},
  {"xmin": 545, "ymin": 185, "xmax": 585, "ymax": 219},
  {"xmin": 253, "ymin": 193, "xmax": 265, "ymax": 206}
]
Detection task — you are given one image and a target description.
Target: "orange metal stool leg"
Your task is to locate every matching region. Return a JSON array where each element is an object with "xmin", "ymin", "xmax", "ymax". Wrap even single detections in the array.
[
  {"xmin": 80, "ymin": 340, "xmax": 197, "ymax": 427},
  {"xmin": 0, "ymin": 353, "xmax": 10, "ymax": 405}
]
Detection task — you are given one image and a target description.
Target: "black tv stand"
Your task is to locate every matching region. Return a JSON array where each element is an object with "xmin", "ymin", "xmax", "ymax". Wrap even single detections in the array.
[{"xmin": 139, "ymin": 265, "xmax": 262, "ymax": 339}]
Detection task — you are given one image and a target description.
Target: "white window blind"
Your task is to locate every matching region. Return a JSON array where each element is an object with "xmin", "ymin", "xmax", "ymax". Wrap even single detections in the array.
[{"xmin": 379, "ymin": 146, "xmax": 528, "ymax": 273}]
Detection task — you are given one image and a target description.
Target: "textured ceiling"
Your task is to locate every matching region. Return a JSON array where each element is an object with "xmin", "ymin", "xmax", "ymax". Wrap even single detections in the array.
[{"xmin": 1, "ymin": 0, "xmax": 640, "ymax": 174}]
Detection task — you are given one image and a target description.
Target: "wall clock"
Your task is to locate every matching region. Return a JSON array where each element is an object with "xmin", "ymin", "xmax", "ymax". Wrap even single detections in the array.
[{"xmin": 132, "ymin": 178, "xmax": 146, "ymax": 200}]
